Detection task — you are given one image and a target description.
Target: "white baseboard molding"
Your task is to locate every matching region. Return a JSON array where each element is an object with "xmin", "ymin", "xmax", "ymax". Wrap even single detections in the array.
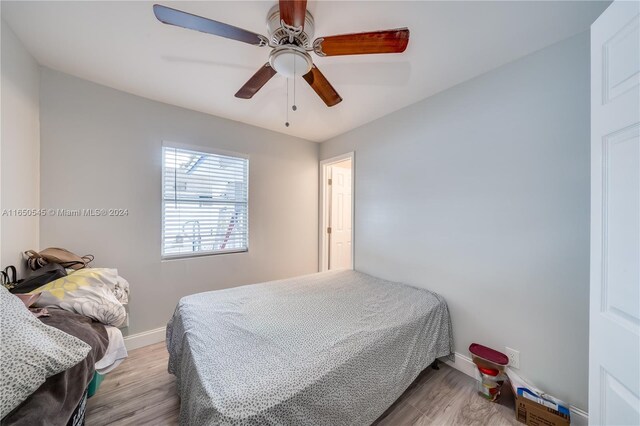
[
  {"xmin": 443, "ymin": 351, "xmax": 478, "ymax": 380},
  {"xmin": 442, "ymin": 352, "xmax": 589, "ymax": 424},
  {"xmin": 569, "ymin": 406, "xmax": 589, "ymax": 426},
  {"xmin": 123, "ymin": 326, "xmax": 166, "ymax": 351}
]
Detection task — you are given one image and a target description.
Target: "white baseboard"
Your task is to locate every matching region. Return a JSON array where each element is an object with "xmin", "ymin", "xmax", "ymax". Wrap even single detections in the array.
[
  {"xmin": 123, "ymin": 326, "xmax": 166, "ymax": 351},
  {"xmin": 569, "ymin": 406, "xmax": 589, "ymax": 426},
  {"xmin": 443, "ymin": 351, "xmax": 478, "ymax": 380},
  {"xmin": 442, "ymin": 352, "xmax": 588, "ymax": 423}
]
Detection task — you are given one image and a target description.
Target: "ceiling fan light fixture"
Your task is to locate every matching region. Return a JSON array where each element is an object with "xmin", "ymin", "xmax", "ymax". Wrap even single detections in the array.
[
  {"xmin": 152, "ymin": 3, "xmax": 409, "ymax": 108},
  {"xmin": 269, "ymin": 46, "xmax": 312, "ymax": 78}
]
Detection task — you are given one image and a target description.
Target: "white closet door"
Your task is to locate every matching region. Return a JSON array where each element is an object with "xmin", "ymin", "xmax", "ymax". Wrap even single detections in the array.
[
  {"xmin": 589, "ymin": 1, "xmax": 640, "ymax": 425},
  {"xmin": 329, "ymin": 164, "xmax": 352, "ymax": 270}
]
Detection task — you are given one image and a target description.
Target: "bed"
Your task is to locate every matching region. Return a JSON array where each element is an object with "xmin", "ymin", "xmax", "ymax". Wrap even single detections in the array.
[
  {"xmin": 166, "ymin": 269, "xmax": 453, "ymax": 425},
  {"xmin": 2, "ymin": 309, "xmax": 109, "ymax": 426},
  {"xmin": 1, "ymin": 266, "xmax": 129, "ymax": 425}
]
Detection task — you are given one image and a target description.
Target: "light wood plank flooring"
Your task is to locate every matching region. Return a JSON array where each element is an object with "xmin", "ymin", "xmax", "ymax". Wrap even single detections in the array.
[{"xmin": 86, "ymin": 342, "xmax": 518, "ymax": 425}]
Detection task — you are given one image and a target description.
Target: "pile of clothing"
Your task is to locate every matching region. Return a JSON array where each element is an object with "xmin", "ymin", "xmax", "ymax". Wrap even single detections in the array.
[
  {"xmin": 1, "ymin": 247, "xmax": 131, "ymax": 424},
  {"xmin": 3, "ymin": 247, "xmax": 130, "ymax": 327}
]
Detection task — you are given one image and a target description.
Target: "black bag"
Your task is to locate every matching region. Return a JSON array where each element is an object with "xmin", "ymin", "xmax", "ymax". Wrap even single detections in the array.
[
  {"xmin": 9, "ymin": 263, "xmax": 67, "ymax": 294},
  {"xmin": 1, "ymin": 265, "xmax": 18, "ymax": 290}
]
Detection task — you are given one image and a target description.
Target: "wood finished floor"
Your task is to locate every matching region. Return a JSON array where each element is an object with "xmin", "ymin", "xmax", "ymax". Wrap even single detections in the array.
[{"xmin": 86, "ymin": 342, "xmax": 519, "ymax": 426}]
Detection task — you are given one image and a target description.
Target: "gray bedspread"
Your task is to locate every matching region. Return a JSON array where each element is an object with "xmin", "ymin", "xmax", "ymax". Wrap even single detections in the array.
[{"xmin": 166, "ymin": 270, "xmax": 453, "ymax": 425}]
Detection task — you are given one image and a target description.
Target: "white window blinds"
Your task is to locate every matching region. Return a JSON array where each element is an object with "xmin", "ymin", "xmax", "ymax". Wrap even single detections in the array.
[{"xmin": 162, "ymin": 145, "xmax": 248, "ymax": 258}]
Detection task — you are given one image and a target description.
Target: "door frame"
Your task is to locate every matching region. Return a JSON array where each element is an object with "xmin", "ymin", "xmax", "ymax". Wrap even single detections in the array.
[{"xmin": 319, "ymin": 152, "xmax": 355, "ymax": 272}]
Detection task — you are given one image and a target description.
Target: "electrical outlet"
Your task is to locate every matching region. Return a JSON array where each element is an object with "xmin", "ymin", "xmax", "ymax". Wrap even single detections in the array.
[{"xmin": 505, "ymin": 347, "xmax": 520, "ymax": 369}]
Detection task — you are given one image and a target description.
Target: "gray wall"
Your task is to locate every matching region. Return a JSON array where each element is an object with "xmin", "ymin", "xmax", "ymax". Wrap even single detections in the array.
[
  {"xmin": 1, "ymin": 22, "xmax": 40, "ymax": 275},
  {"xmin": 321, "ymin": 32, "xmax": 590, "ymax": 409},
  {"xmin": 39, "ymin": 68, "xmax": 319, "ymax": 335}
]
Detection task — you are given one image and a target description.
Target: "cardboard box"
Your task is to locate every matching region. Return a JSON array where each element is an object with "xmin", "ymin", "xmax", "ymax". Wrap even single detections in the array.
[{"xmin": 512, "ymin": 383, "xmax": 570, "ymax": 426}]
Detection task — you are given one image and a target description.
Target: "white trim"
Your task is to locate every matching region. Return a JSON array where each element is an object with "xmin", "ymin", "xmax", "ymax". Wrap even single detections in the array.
[
  {"xmin": 123, "ymin": 326, "xmax": 166, "ymax": 351},
  {"xmin": 162, "ymin": 140, "xmax": 250, "ymax": 159},
  {"xmin": 569, "ymin": 406, "xmax": 589, "ymax": 426},
  {"xmin": 319, "ymin": 152, "xmax": 355, "ymax": 272},
  {"xmin": 162, "ymin": 248, "xmax": 248, "ymax": 261},
  {"xmin": 443, "ymin": 351, "xmax": 478, "ymax": 380}
]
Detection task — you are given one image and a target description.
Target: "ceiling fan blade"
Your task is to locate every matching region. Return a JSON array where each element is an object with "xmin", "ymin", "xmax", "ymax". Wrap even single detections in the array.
[
  {"xmin": 235, "ymin": 63, "xmax": 278, "ymax": 99},
  {"xmin": 153, "ymin": 4, "xmax": 266, "ymax": 46},
  {"xmin": 302, "ymin": 65, "xmax": 342, "ymax": 107},
  {"xmin": 279, "ymin": 0, "xmax": 307, "ymax": 30},
  {"xmin": 313, "ymin": 28, "xmax": 409, "ymax": 56}
]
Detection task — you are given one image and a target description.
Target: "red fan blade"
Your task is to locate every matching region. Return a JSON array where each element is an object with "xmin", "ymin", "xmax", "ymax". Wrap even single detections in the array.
[
  {"xmin": 302, "ymin": 65, "xmax": 342, "ymax": 107},
  {"xmin": 279, "ymin": 0, "xmax": 307, "ymax": 30},
  {"xmin": 235, "ymin": 64, "xmax": 278, "ymax": 99},
  {"xmin": 314, "ymin": 28, "xmax": 409, "ymax": 56}
]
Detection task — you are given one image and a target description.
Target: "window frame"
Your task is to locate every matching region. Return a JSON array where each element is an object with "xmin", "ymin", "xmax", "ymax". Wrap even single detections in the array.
[{"xmin": 161, "ymin": 141, "xmax": 250, "ymax": 260}]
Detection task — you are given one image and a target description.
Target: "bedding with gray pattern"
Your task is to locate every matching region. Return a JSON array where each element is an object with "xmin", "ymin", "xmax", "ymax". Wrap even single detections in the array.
[
  {"xmin": 2, "ymin": 309, "xmax": 108, "ymax": 426},
  {"xmin": 166, "ymin": 270, "xmax": 453, "ymax": 425},
  {"xmin": 0, "ymin": 286, "xmax": 91, "ymax": 419}
]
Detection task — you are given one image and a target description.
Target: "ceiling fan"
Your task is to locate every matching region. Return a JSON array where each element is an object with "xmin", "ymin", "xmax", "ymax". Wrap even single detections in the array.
[{"xmin": 153, "ymin": 1, "xmax": 410, "ymax": 107}]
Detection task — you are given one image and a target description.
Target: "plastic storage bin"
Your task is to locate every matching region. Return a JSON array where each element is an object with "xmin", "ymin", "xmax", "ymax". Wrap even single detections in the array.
[
  {"xmin": 469, "ymin": 343, "xmax": 509, "ymax": 402},
  {"xmin": 477, "ymin": 367, "xmax": 505, "ymax": 401},
  {"xmin": 87, "ymin": 372, "xmax": 104, "ymax": 398}
]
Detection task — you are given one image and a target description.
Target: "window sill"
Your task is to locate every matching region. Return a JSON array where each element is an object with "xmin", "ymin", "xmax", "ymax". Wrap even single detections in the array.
[{"xmin": 161, "ymin": 248, "xmax": 248, "ymax": 261}]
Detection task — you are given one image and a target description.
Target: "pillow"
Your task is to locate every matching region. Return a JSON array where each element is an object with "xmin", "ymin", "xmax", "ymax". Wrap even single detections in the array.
[
  {"xmin": 0, "ymin": 286, "xmax": 90, "ymax": 418},
  {"xmin": 65, "ymin": 268, "xmax": 130, "ymax": 304},
  {"xmin": 30, "ymin": 268, "xmax": 126, "ymax": 327}
]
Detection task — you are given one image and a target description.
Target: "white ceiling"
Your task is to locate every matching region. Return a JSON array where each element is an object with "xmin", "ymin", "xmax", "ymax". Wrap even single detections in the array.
[{"xmin": 2, "ymin": 1, "xmax": 609, "ymax": 142}]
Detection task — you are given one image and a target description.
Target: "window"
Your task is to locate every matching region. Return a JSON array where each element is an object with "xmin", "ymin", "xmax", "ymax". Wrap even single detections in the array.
[{"xmin": 162, "ymin": 145, "xmax": 248, "ymax": 258}]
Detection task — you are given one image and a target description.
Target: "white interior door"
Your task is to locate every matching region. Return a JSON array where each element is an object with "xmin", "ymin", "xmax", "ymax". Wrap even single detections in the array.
[
  {"xmin": 590, "ymin": 1, "xmax": 640, "ymax": 425},
  {"xmin": 329, "ymin": 163, "xmax": 352, "ymax": 270}
]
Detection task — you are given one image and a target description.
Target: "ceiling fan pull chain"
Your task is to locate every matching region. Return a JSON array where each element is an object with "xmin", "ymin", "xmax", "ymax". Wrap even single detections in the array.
[
  {"xmin": 285, "ymin": 78, "xmax": 290, "ymax": 127},
  {"xmin": 292, "ymin": 55, "xmax": 297, "ymax": 112}
]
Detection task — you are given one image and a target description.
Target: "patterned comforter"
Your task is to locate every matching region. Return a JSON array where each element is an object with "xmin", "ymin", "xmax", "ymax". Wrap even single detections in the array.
[{"xmin": 166, "ymin": 270, "xmax": 453, "ymax": 425}]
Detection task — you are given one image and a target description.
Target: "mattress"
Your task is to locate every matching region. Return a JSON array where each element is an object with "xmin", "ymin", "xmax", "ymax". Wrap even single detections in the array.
[{"xmin": 166, "ymin": 270, "xmax": 453, "ymax": 425}]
